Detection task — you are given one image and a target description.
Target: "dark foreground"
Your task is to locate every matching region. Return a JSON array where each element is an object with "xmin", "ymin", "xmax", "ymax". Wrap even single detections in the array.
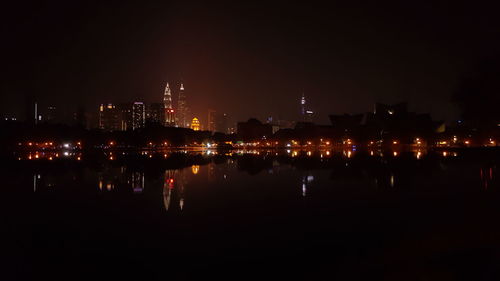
[{"xmin": 4, "ymin": 149, "xmax": 500, "ymax": 280}]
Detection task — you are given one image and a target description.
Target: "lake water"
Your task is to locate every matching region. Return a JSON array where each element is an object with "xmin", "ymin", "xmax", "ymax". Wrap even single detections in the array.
[{"xmin": 6, "ymin": 149, "xmax": 500, "ymax": 280}]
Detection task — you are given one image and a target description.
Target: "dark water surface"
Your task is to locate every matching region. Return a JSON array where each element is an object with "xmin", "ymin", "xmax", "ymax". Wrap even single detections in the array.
[{"xmin": 5, "ymin": 149, "xmax": 500, "ymax": 280}]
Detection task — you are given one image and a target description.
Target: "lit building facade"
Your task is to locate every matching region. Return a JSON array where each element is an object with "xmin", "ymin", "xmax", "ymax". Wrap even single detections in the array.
[
  {"xmin": 132, "ymin": 102, "xmax": 145, "ymax": 130},
  {"xmin": 99, "ymin": 103, "xmax": 121, "ymax": 131},
  {"xmin": 118, "ymin": 103, "xmax": 133, "ymax": 131},
  {"xmin": 191, "ymin": 117, "xmax": 200, "ymax": 131},
  {"xmin": 177, "ymin": 83, "xmax": 189, "ymax": 127},
  {"xmin": 163, "ymin": 83, "xmax": 175, "ymax": 126}
]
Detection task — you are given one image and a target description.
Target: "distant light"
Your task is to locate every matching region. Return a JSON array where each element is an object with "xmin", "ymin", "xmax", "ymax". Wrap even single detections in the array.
[
  {"xmin": 63, "ymin": 151, "xmax": 69, "ymax": 156},
  {"xmin": 393, "ymin": 141, "xmax": 398, "ymax": 145},
  {"xmin": 63, "ymin": 143, "xmax": 70, "ymax": 148}
]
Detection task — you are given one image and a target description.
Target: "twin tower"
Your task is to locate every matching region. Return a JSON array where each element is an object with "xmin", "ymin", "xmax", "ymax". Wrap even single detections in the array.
[{"xmin": 163, "ymin": 82, "xmax": 189, "ymax": 127}]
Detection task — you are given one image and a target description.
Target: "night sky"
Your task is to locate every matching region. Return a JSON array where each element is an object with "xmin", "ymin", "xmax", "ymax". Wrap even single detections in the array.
[{"xmin": 2, "ymin": 0, "xmax": 499, "ymax": 125}]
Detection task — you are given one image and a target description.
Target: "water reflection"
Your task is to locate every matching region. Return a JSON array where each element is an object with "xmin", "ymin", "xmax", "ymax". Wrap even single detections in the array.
[{"xmin": 28, "ymin": 149, "xmax": 497, "ymax": 200}]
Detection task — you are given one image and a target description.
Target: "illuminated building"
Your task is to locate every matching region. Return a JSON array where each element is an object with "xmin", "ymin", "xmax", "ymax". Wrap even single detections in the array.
[
  {"xmin": 118, "ymin": 102, "xmax": 133, "ymax": 131},
  {"xmin": 191, "ymin": 117, "xmax": 200, "ymax": 131},
  {"xmin": 300, "ymin": 94, "xmax": 314, "ymax": 121},
  {"xmin": 163, "ymin": 83, "xmax": 175, "ymax": 126},
  {"xmin": 300, "ymin": 93, "xmax": 306, "ymax": 116},
  {"xmin": 132, "ymin": 102, "xmax": 145, "ymax": 130},
  {"xmin": 177, "ymin": 83, "xmax": 189, "ymax": 127},
  {"xmin": 98, "ymin": 103, "xmax": 121, "ymax": 131}
]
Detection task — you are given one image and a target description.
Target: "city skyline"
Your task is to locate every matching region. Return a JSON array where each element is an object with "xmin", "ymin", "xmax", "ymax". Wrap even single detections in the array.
[{"xmin": 3, "ymin": 1, "xmax": 500, "ymax": 125}]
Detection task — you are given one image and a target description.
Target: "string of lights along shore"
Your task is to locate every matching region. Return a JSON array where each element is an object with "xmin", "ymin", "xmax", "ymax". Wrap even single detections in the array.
[{"xmin": 97, "ymin": 82, "xmax": 234, "ymax": 133}]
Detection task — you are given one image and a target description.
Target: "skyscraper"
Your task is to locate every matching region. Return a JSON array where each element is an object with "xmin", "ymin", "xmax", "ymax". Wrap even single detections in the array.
[
  {"xmin": 177, "ymin": 83, "xmax": 189, "ymax": 127},
  {"xmin": 146, "ymin": 103, "xmax": 164, "ymax": 124},
  {"xmin": 132, "ymin": 102, "xmax": 145, "ymax": 130},
  {"xmin": 300, "ymin": 93, "xmax": 306, "ymax": 116},
  {"xmin": 207, "ymin": 109, "xmax": 216, "ymax": 132},
  {"xmin": 99, "ymin": 103, "xmax": 121, "ymax": 131},
  {"xmin": 163, "ymin": 83, "xmax": 175, "ymax": 126}
]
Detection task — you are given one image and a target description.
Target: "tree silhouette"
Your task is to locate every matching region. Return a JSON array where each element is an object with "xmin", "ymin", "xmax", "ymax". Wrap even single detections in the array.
[{"xmin": 453, "ymin": 59, "xmax": 500, "ymax": 127}]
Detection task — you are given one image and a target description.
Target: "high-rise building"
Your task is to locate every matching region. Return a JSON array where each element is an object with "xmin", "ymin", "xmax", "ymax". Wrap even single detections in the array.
[
  {"xmin": 163, "ymin": 83, "xmax": 175, "ymax": 126},
  {"xmin": 99, "ymin": 103, "xmax": 121, "ymax": 131},
  {"xmin": 117, "ymin": 103, "xmax": 133, "ymax": 131},
  {"xmin": 191, "ymin": 117, "xmax": 200, "ymax": 131},
  {"xmin": 177, "ymin": 83, "xmax": 189, "ymax": 127},
  {"xmin": 300, "ymin": 93, "xmax": 306, "ymax": 116},
  {"xmin": 215, "ymin": 113, "xmax": 229, "ymax": 133},
  {"xmin": 132, "ymin": 102, "xmax": 145, "ymax": 130},
  {"xmin": 207, "ymin": 109, "xmax": 216, "ymax": 132},
  {"xmin": 147, "ymin": 103, "xmax": 165, "ymax": 124},
  {"xmin": 46, "ymin": 106, "xmax": 57, "ymax": 123}
]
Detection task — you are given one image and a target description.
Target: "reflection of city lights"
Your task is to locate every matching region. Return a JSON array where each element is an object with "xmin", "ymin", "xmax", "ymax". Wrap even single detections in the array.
[
  {"xmin": 191, "ymin": 165, "xmax": 200, "ymax": 175},
  {"xmin": 393, "ymin": 151, "xmax": 398, "ymax": 157},
  {"xmin": 390, "ymin": 175, "xmax": 395, "ymax": 187},
  {"xmin": 416, "ymin": 151, "xmax": 422, "ymax": 159}
]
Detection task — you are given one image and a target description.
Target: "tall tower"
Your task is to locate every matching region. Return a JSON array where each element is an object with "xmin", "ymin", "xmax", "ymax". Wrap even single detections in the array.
[
  {"xmin": 300, "ymin": 93, "xmax": 306, "ymax": 116},
  {"xmin": 163, "ymin": 83, "xmax": 175, "ymax": 126},
  {"xmin": 177, "ymin": 83, "xmax": 188, "ymax": 127}
]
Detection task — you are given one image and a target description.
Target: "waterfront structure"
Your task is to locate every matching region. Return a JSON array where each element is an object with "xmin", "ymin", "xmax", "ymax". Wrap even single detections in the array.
[
  {"xmin": 163, "ymin": 83, "xmax": 175, "ymax": 126},
  {"xmin": 191, "ymin": 117, "xmax": 200, "ymax": 131}
]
